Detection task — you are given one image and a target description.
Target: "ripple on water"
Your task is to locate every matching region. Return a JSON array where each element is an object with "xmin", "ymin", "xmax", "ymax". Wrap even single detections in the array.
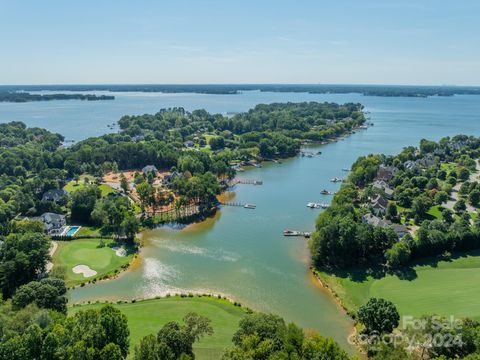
[
  {"xmin": 153, "ymin": 240, "xmax": 240, "ymax": 262},
  {"xmin": 140, "ymin": 258, "xmax": 183, "ymax": 297}
]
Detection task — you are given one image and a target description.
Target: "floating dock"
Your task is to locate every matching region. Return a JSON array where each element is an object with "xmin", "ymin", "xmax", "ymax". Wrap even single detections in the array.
[{"xmin": 283, "ymin": 229, "xmax": 311, "ymax": 238}]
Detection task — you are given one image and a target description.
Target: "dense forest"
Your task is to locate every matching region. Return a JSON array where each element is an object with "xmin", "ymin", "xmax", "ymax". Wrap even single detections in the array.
[
  {"xmin": 310, "ymin": 135, "xmax": 480, "ymax": 270},
  {"xmin": 0, "ymin": 92, "xmax": 114, "ymax": 103},
  {"xmin": 1, "ymin": 84, "xmax": 479, "ymax": 97}
]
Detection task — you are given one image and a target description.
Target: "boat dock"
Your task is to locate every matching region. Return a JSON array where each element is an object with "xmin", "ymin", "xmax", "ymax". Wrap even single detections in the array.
[
  {"xmin": 220, "ymin": 202, "xmax": 257, "ymax": 209},
  {"xmin": 307, "ymin": 202, "xmax": 329, "ymax": 209},
  {"xmin": 283, "ymin": 229, "xmax": 311, "ymax": 238},
  {"xmin": 229, "ymin": 178, "xmax": 263, "ymax": 186}
]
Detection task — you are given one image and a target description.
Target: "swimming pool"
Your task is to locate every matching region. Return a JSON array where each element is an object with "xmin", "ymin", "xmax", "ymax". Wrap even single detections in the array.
[{"xmin": 65, "ymin": 226, "xmax": 80, "ymax": 236}]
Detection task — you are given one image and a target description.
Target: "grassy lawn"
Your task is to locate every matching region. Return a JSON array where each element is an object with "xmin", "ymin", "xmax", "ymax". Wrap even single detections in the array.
[
  {"xmin": 75, "ymin": 226, "xmax": 103, "ymax": 237},
  {"xmin": 53, "ymin": 238, "xmax": 133, "ymax": 286},
  {"xmin": 64, "ymin": 180, "xmax": 116, "ymax": 197},
  {"xmin": 317, "ymin": 249, "xmax": 480, "ymax": 320},
  {"xmin": 427, "ymin": 205, "xmax": 444, "ymax": 220},
  {"xmin": 69, "ymin": 296, "xmax": 246, "ymax": 360},
  {"xmin": 440, "ymin": 162, "xmax": 457, "ymax": 173}
]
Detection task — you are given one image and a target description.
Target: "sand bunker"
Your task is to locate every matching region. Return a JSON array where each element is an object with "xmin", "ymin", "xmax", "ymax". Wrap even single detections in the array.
[
  {"xmin": 112, "ymin": 246, "xmax": 127, "ymax": 257},
  {"xmin": 72, "ymin": 265, "xmax": 97, "ymax": 278}
]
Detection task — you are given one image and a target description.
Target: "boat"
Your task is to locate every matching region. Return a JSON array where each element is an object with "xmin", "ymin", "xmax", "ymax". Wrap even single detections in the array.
[
  {"xmin": 319, "ymin": 203, "xmax": 329, "ymax": 209},
  {"xmin": 342, "ymin": 168, "xmax": 350, "ymax": 172},
  {"xmin": 307, "ymin": 202, "xmax": 319, "ymax": 208},
  {"xmin": 330, "ymin": 177, "xmax": 343, "ymax": 183},
  {"xmin": 320, "ymin": 189, "xmax": 334, "ymax": 195},
  {"xmin": 244, "ymin": 204, "xmax": 256, "ymax": 209},
  {"xmin": 283, "ymin": 229, "xmax": 301, "ymax": 236},
  {"xmin": 283, "ymin": 229, "xmax": 311, "ymax": 238}
]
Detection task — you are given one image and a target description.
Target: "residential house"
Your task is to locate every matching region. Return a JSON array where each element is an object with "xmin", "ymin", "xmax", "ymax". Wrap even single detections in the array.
[
  {"xmin": 363, "ymin": 214, "xmax": 409, "ymax": 238},
  {"xmin": 404, "ymin": 160, "xmax": 416, "ymax": 170},
  {"xmin": 40, "ymin": 212, "xmax": 66, "ymax": 234},
  {"xmin": 184, "ymin": 140, "xmax": 194, "ymax": 148},
  {"xmin": 391, "ymin": 224, "xmax": 409, "ymax": 238},
  {"xmin": 371, "ymin": 194, "xmax": 388, "ymax": 216},
  {"xmin": 163, "ymin": 171, "xmax": 181, "ymax": 186},
  {"xmin": 416, "ymin": 154, "xmax": 437, "ymax": 168},
  {"xmin": 376, "ymin": 165, "xmax": 397, "ymax": 182},
  {"xmin": 142, "ymin": 165, "xmax": 158, "ymax": 176},
  {"xmin": 362, "ymin": 213, "xmax": 391, "ymax": 228},
  {"xmin": 42, "ymin": 189, "xmax": 69, "ymax": 203},
  {"xmin": 372, "ymin": 180, "xmax": 394, "ymax": 199}
]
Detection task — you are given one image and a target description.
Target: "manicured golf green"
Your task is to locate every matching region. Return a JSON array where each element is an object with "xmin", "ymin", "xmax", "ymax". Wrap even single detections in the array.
[
  {"xmin": 69, "ymin": 296, "xmax": 247, "ymax": 360},
  {"xmin": 318, "ymin": 250, "xmax": 480, "ymax": 320},
  {"xmin": 53, "ymin": 238, "xmax": 133, "ymax": 286}
]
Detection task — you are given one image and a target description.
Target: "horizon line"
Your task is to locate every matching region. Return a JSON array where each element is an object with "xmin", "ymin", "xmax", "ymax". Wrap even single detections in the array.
[{"xmin": 1, "ymin": 82, "xmax": 479, "ymax": 88}]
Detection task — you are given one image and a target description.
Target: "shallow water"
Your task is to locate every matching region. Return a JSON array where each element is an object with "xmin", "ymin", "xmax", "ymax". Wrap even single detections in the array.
[{"xmin": 3, "ymin": 90, "xmax": 480, "ymax": 351}]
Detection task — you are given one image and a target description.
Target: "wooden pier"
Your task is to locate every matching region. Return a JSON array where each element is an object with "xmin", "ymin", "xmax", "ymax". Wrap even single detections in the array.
[
  {"xmin": 229, "ymin": 178, "xmax": 263, "ymax": 186},
  {"xmin": 220, "ymin": 202, "xmax": 257, "ymax": 209}
]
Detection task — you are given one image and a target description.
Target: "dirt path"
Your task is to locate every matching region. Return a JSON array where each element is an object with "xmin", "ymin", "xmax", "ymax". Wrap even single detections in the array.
[{"xmin": 45, "ymin": 240, "xmax": 58, "ymax": 273}]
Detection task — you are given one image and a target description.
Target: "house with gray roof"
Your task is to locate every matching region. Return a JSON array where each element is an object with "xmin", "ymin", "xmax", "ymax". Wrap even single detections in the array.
[
  {"xmin": 391, "ymin": 224, "xmax": 409, "ymax": 238},
  {"xmin": 42, "ymin": 188, "xmax": 69, "ymax": 202},
  {"xmin": 142, "ymin": 165, "xmax": 158, "ymax": 176},
  {"xmin": 371, "ymin": 194, "xmax": 389, "ymax": 216},
  {"xmin": 372, "ymin": 180, "xmax": 394, "ymax": 199},
  {"xmin": 184, "ymin": 140, "xmax": 194, "ymax": 148},
  {"xmin": 363, "ymin": 214, "xmax": 409, "ymax": 238},
  {"xmin": 163, "ymin": 171, "xmax": 181, "ymax": 186},
  {"xmin": 362, "ymin": 213, "xmax": 390, "ymax": 228},
  {"xmin": 376, "ymin": 165, "xmax": 397, "ymax": 182},
  {"xmin": 40, "ymin": 212, "xmax": 66, "ymax": 234}
]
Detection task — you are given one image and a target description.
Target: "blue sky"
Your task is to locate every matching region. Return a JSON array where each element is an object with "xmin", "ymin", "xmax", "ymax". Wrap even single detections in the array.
[{"xmin": 0, "ymin": 0, "xmax": 479, "ymax": 85}]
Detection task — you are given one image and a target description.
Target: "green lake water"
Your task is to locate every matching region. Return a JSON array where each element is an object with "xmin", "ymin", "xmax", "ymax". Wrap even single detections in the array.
[{"xmin": 2, "ymin": 91, "xmax": 480, "ymax": 351}]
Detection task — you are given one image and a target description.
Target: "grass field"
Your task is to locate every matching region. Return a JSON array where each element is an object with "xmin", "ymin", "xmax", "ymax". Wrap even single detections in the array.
[
  {"xmin": 318, "ymin": 249, "xmax": 480, "ymax": 320},
  {"xmin": 426, "ymin": 205, "xmax": 444, "ymax": 220},
  {"xmin": 69, "ymin": 296, "xmax": 246, "ymax": 360},
  {"xmin": 64, "ymin": 179, "xmax": 116, "ymax": 197},
  {"xmin": 53, "ymin": 238, "xmax": 133, "ymax": 286}
]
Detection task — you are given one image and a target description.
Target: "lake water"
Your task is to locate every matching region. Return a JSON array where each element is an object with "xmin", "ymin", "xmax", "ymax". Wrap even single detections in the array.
[{"xmin": 2, "ymin": 91, "xmax": 480, "ymax": 352}]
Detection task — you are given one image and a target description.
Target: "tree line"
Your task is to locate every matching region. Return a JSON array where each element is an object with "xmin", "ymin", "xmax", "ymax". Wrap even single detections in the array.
[{"xmin": 0, "ymin": 92, "xmax": 114, "ymax": 103}]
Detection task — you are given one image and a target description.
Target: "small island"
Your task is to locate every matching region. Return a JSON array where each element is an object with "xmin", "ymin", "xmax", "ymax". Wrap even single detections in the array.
[{"xmin": 0, "ymin": 92, "xmax": 115, "ymax": 102}]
